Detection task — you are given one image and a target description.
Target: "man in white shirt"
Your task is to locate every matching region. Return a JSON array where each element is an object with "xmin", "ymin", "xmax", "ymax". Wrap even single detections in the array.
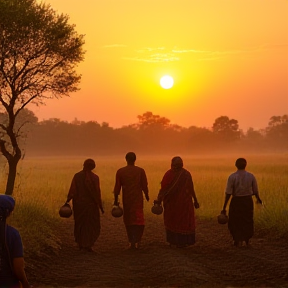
[{"xmin": 221, "ymin": 158, "xmax": 262, "ymax": 247}]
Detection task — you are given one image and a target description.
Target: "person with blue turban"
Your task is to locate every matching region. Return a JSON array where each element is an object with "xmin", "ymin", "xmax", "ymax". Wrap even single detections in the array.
[{"xmin": 0, "ymin": 194, "xmax": 31, "ymax": 288}]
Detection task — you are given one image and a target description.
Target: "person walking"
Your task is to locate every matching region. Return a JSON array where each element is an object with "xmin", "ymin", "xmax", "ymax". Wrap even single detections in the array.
[
  {"xmin": 66, "ymin": 159, "xmax": 104, "ymax": 252},
  {"xmin": 113, "ymin": 152, "xmax": 149, "ymax": 249},
  {"xmin": 0, "ymin": 194, "xmax": 31, "ymax": 288},
  {"xmin": 155, "ymin": 156, "xmax": 200, "ymax": 248},
  {"xmin": 221, "ymin": 158, "xmax": 263, "ymax": 247}
]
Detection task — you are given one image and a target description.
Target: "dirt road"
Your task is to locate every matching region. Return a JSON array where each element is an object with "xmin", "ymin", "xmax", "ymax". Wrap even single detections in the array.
[{"xmin": 26, "ymin": 213, "xmax": 288, "ymax": 288}]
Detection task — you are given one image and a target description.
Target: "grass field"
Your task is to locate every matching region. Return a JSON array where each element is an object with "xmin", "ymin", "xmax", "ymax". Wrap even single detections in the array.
[{"xmin": 1, "ymin": 153, "xmax": 288, "ymax": 256}]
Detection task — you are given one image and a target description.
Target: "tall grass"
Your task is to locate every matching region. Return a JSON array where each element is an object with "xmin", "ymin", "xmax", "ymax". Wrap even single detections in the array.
[{"xmin": 1, "ymin": 154, "xmax": 288, "ymax": 256}]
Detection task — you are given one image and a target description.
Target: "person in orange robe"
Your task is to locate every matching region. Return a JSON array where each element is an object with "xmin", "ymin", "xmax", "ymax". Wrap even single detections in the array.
[
  {"xmin": 66, "ymin": 159, "xmax": 104, "ymax": 252},
  {"xmin": 113, "ymin": 152, "xmax": 149, "ymax": 249},
  {"xmin": 156, "ymin": 156, "xmax": 200, "ymax": 248}
]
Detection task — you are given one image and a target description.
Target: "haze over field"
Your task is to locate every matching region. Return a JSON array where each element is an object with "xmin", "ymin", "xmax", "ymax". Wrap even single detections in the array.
[{"xmin": 34, "ymin": 0, "xmax": 288, "ymax": 131}]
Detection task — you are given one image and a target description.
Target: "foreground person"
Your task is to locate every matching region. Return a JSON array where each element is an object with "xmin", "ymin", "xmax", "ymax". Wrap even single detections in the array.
[
  {"xmin": 113, "ymin": 152, "xmax": 149, "ymax": 249},
  {"xmin": 221, "ymin": 158, "xmax": 263, "ymax": 247},
  {"xmin": 0, "ymin": 194, "xmax": 31, "ymax": 288},
  {"xmin": 66, "ymin": 159, "xmax": 104, "ymax": 252},
  {"xmin": 155, "ymin": 156, "xmax": 200, "ymax": 248}
]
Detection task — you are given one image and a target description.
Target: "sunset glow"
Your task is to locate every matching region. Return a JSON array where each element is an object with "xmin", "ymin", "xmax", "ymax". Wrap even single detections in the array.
[
  {"xmin": 34, "ymin": 0, "xmax": 288, "ymax": 130},
  {"xmin": 160, "ymin": 75, "xmax": 174, "ymax": 89}
]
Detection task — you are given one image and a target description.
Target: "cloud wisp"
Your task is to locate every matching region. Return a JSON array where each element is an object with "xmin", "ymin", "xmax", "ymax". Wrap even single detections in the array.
[{"xmin": 103, "ymin": 43, "xmax": 288, "ymax": 62}]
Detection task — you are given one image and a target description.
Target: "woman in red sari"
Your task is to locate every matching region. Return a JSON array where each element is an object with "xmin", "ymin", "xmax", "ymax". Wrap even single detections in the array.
[
  {"xmin": 66, "ymin": 159, "xmax": 104, "ymax": 252},
  {"xmin": 156, "ymin": 156, "xmax": 200, "ymax": 248}
]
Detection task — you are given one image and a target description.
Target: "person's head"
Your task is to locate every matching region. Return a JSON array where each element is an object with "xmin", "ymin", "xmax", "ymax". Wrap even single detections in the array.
[
  {"xmin": 83, "ymin": 159, "xmax": 96, "ymax": 171},
  {"xmin": 235, "ymin": 158, "xmax": 247, "ymax": 170},
  {"xmin": 171, "ymin": 156, "xmax": 183, "ymax": 170},
  {"xmin": 125, "ymin": 152, "xmax": 136, "ymax": 165},
  {"xmin": 0, "ymin": 194, "xmax": 15, "ymax": 221}
]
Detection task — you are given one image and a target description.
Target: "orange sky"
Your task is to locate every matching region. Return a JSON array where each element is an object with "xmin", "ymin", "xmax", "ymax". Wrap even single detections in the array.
[{"xmin": 34, "ymin": 0, "xmax": 288, "ymax": 131}]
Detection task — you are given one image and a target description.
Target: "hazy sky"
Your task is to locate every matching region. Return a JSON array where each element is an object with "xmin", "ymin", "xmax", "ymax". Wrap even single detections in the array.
[{"xmin": 34, "ymin": 0, "xmax": 288, "ymax": 130}]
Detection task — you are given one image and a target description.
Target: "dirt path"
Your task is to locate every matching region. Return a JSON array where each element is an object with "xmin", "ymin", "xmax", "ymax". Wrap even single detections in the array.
[{"xmin": 26, "ymin": 213, "xmax": 288, "ymax": 288}]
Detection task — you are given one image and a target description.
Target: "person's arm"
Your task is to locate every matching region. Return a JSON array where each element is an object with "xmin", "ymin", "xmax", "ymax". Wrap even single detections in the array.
[
  {"xmin": 156, "ymin": 171, "xmax": 169, "ymax": 204},
  {"xmin": 13, "ymin": 257, "xmax": 31, "ymax": 288},
  {"xmin": 186, "ymin": 172, "xmax": 199, "ymax": 208},
  {"xmin": 190, "ymin": 178, "xmax": 199, "ymax": 209},
  {"xmin": 141, "ymin": 169, "xmax": 149, "ymax": 202},
  {"xmin": 254, "ymin": 192, "xmax": 262, "ymax": 204},
  {"xmin": 156, "ymin": 187, "xmax": 164, "ymax": 204},
  {"xmin": 252, "ymin": 175, "xmax": 262, "ymax": 204},
  {"xmin": 114, "ymin": 194, "xmax": 119, "ymax": 206},
  {"xmin": 222, "ymin": 194, "xmax": 231, "ymax": 214},
  {"xmin": 222, "ymin": 175, "xmax": 233, "ymax": 213},
  {"xmin": 94, "ymin": 175, "xmax": 104, "ymax": 213},
  {"xmin": 113, "ymin": 170, "xmax": 121, "ymax": 205},
  {"xmin": 66, "ymin": 175, "xmax": 76, "ymax": 203}
]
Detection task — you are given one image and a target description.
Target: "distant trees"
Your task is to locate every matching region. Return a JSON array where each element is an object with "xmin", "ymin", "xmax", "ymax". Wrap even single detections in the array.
[
  {"xmin": 136, "ymin": 111, "xmax": 171, "ymax": 130},
  {"xmin": 265, "ymin": 115, "xmax": 288, "ymax": 150},
  {"xmin": 9, "ymin": 111, "xmax": 288, "ymax": 160},
  {"xmin": 246, "ymin": 128, "xmax": 264, "ymax": 142},
  {"xmin": 268, "ymin": 115, "xmax": 288, "ymax": 127},
  {"xmin": 212, "ymin": 116, "xmax": 240, "ymax": 142},
  {"xmin": 0, "ymin": 0, "xmax": 85, "ymax": 195},
  {"xmin": 185, "ymin": 126, "xmax": 215, "ymax": 152}
]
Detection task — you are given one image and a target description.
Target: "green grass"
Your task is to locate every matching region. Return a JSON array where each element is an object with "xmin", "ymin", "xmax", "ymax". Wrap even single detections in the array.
[{"xmin": 2, "ymin": 154, "xmax": 288, "ymax": 256}]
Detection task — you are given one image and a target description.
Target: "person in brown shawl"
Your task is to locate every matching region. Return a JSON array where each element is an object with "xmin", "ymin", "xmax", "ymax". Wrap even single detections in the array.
[
  {"xmin": 155, "ymin": 156, "xmax": 200, "ymax": 248},
  {"xmin": 113, "ymin": 152, "xmax": 149, "ymax": 249},
  {"xmin": 66, "ymin": 159, "xmax": 104, "ymax": 252}
]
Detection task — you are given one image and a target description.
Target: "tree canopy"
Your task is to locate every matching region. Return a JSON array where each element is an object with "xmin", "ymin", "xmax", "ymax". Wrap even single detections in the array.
[
  {"xmin": 212, "ymin": 116, "xmax": 240, "ymax": 141},
  {"xmin": 0, "ymin": 0, "xmax": 85, "ymax": 194}
]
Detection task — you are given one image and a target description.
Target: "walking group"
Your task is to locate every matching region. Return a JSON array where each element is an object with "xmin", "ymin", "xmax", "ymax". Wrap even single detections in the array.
[
  {"xmin": 0, "ymin": 153, "xmax": 263, "ymax": 287},
  {"xmin": 64, "ymin": 153, "xmax": 263, "ymax": 252}
]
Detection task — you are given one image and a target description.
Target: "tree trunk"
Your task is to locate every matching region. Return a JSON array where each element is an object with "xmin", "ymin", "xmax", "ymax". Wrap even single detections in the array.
[{"xmin": 5, "ymin": 157, "xmax": 19, "ymax": 195}]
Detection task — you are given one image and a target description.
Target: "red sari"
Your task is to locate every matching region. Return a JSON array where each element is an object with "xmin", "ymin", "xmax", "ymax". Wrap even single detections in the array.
[{"xmin": 158, "ymin": 168, "xmax": 196, "ymax": 246}]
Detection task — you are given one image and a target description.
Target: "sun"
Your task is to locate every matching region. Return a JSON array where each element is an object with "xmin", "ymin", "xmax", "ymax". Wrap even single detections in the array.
[{"xmin": 160, "ymin": 75, "xmax": 174, "ymax": 89}]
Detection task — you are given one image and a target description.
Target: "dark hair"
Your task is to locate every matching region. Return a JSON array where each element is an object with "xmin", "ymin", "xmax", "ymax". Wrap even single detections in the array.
[
  {"xmin": 125, "ymin": 152, "xmax": 136, "ymax": 163},
  {"xmin": 235, "ymin": 158, "xmax": 247, "ymax": 170},
  {"xmin": 83, "ymin": 159, "xmax": 96, "ymax": 170},
  {"xmin": 171, "ymin": 156, "xmax": 183, "ymax": 170}
]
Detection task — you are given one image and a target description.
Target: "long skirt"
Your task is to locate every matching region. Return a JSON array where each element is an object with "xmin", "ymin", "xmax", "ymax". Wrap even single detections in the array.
[
  {"xmin": 73, "ymin": 202, "xmax": 101, "ymax": 248},
  {"xmin": 228, "ymin": 196, "xmax": 254, "ymax": 242},
  {"xmin": 166, "ymin": 229, "xmax": 195, "ymax": 246},
  {"xmin": 125, "ymin": 225, "xmax": 144, "ymax": 244}
]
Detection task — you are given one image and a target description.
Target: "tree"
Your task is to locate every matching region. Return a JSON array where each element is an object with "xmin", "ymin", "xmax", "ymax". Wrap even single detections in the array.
[
  {"xmin": 0, "ymin": 0, "xmax": 85, "ymax": 195},
  {"xmin": 212, "ymin": 116, "xmax": 240, "ymax": 142},
  {"xmin": 268, "ymin": 115, "xmax": 288, "ymax": 127},
  {"xmin": 136, "ymin": 111, "xmax": 171, "ymax": 130},
  {"xmin": 245, "ymin": 127, "xmax": 264, "ymax": 141},
  {"xmin": 266, "ymin": 115, "xmax": 288, "ymax": 151}
]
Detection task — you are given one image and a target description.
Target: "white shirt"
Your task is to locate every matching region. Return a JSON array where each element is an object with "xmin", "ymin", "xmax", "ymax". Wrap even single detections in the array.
[{"xmin": 225, "ymin": 170, "xmax": 258, "ymax": 197}]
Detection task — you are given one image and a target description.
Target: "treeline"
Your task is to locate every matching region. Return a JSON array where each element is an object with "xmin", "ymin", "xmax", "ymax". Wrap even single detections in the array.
[{"xmin": 21, "ymin": 112, "xmax": 288, "ymax": 156}]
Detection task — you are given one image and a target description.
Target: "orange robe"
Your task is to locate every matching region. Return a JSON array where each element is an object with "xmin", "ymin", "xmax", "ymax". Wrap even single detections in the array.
[{"xmin": 114, "ymin": 165, "xmax": 148, "ymax": 226}]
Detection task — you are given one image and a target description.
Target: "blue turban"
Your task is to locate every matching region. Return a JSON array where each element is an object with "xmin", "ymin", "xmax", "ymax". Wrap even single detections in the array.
[{"xmin": 0, "ymin": 194, "xmax": 15, "ymax": 212}]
